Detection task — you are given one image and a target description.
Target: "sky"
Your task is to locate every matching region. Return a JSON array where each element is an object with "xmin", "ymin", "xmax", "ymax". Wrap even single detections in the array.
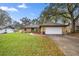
[{"xmin": 0, "ymin": 3, "xmax": 47, "ymax": 22}]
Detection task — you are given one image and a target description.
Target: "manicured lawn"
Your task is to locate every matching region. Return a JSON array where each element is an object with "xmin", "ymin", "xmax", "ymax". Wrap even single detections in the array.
[{"xmin": 0, "ymin": 33, "xmax": 64, "ymax": 56}]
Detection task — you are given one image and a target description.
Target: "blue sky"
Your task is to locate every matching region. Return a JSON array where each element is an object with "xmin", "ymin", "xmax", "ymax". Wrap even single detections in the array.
[{"xmin": 0, "ymin": 3, "xmax": 47, "ymax": 22}]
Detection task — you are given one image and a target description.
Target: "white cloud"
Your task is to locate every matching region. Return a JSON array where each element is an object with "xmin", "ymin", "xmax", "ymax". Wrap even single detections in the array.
[
  {"xmin": 0, "ymin": 6, "xmax": 18, "ymax": 12},
  {"xmin": 18, "ymin": 3, "xmax": 27, "ymax": 8}
]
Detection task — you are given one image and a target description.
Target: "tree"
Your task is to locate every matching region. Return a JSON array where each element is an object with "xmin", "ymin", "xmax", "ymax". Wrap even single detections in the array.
[
  {"xmin": 12, "ymin": 21, "xmax": 22, "ymax": 30},
  {"xmin": 31, "ymin": 19, "xmax": 39, "ymax": 25},
  {"xmin": 66, "ymin": 4, "xmax": 79, "ymax": 32},
  {"xmin": 39, "ymin": 7, "xmax": 51, "ymax": 24},
  {"xmin": 0, "ymin": 9, "xmax": 12, "ymax": 26},
  {"xmin": 20, "ymin": 17, "xmax": 31, "ymax": 26},
  {"xmin": 40, "ymin": 3, "xmax": 79, "ymax": 33}
]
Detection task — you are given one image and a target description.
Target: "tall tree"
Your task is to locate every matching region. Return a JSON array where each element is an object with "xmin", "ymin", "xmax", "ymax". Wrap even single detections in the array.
[
  {"xmin": 31, "ymin": 19, "xmax": 39, "ymax": 25},
  {"xmin": 12, "ymin": 21, "xmax": 22, "ymax": 30},
  {"xmin": 40, "ymin": 3, "xmax": 79, "ymax": 33},
  {"xmin": 20, "ymin": 17, "xmax": 31, "ymax": 26},
  {"xmin": 0, "ymin": 9, "xmax": 12, "ymax": 26}
]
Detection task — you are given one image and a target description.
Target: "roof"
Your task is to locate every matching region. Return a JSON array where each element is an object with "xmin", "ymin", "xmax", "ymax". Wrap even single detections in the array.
[
  {"xmin": 23, "ymin": 24, "xmax": 68, "ymax": 29},
  {"xmin": 0, "ymin": 25, "xmax": 14, "ymax": 29},
  {"xmin": 24, "ymin": 25, "xmax": 39, "ymax": 28},
  {"xmin": 5, "ymin": 26, "xmax": 14, "ymax": 29},
  {"xmin": 40, "ymin": 24, "xmax": 68, "ymax": 27}
]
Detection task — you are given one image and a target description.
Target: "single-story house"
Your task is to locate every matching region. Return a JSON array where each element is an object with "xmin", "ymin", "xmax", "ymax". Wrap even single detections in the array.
[
  {"xmin": 0, "ymin": 25, "xmax": 15, "ymax": 34},
  {"xmin": 21, "ymin": 25, "xmax": 40, "ymax": 33},
  {"xmin": 22, "ymin": 24, "xmax": 70, "ymax": 35}
]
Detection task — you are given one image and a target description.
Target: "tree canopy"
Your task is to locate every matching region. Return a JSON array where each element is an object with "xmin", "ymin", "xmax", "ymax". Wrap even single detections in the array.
[
  {"xmin": 0, "ymin": 9, "xmax": 12, "ymax": 26},
  {"xmin": 31, "ymin": 19, "xmax": 39, "ymax": 25},
  {"xmin": 39, "ymin": 3, "xmax": 79, "ymax": 32},
  {"xmin": 20, "ymin": 17, "xmax": 31, "ymax": 26}
]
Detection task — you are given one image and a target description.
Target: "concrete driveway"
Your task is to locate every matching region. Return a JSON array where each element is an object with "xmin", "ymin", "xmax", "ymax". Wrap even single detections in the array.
[{"xmin": 48, "ymin": 35, "xmax": 79, "ymax": 56}]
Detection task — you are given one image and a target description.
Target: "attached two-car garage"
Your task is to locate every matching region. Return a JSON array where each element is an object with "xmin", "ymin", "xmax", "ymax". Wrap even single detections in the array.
[
  {"xmin": 40, "ymin": 24, "xmax": 68, "ymax": 35},
  {"xmin": 45, "ymin": 27, "xmax": 62, "ymax": 34}
]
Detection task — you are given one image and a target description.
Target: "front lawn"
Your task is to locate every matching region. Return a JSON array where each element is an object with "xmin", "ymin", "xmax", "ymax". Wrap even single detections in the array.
[{"xmin": 0, "ymin": 33, "xmax": 64, "ymax": 56}]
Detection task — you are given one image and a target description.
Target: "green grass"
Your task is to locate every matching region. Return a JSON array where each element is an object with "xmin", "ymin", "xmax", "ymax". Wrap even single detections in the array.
[{"xmin": 0, "ymin": 33, "xmax": 64, "ymax": 56}]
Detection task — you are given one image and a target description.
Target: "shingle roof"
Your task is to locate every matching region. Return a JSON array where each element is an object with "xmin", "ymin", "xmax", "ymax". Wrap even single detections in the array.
[
  {"xmin": 25, "ymin": 25, "xmax": 39, "ymax": 28},
  {"xmin": 0, "ymin": 25, "xmax": 14, "ymax": 29},
  {"xmin": 40, "ymin": 24, "xmax": 68, "ymax": 27},
  {"xmin": 23, "ymin": 23, "xmax": 68, "ymax": 28}
]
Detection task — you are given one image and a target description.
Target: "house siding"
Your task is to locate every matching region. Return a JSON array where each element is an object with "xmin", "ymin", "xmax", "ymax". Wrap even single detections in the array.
[
  {"xmin": 40, "ymin": 27, "xmax": 45, "ymax": 34},
  {"xmin": 22, "ymin": 28, "xmax": 40, "ymax": 33},
  {"xmin": 22, "ymin": 28, "xmax": 31, "ymax": 33},
  {"xmin": 0, "ymin": 28, "xmax": 14, "ymax": 34},
  {"xmin": 62, "ymin": 26, "xmax": 71, "ymax": 34}
]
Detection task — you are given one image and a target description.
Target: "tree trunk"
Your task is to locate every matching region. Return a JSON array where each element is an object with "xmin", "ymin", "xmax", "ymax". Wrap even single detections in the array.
[{"xmin": 71, "ymin": 20, "xmax": 75, "ymax": 33}]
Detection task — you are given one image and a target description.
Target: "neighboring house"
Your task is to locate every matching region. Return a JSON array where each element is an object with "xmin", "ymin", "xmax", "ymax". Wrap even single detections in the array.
[
  {"xmin": 22, "ymin": 24, "xmax": 69, "ymax": 35},
  {"xmin": 0, "ymin": 25, "xmax": 14, "ymax": 34}
]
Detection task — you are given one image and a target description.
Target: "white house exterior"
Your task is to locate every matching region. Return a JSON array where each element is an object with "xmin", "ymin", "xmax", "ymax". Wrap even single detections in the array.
[{"xmin": 0, "ymin": 26, "xmax": 14, "ymax": 34}]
